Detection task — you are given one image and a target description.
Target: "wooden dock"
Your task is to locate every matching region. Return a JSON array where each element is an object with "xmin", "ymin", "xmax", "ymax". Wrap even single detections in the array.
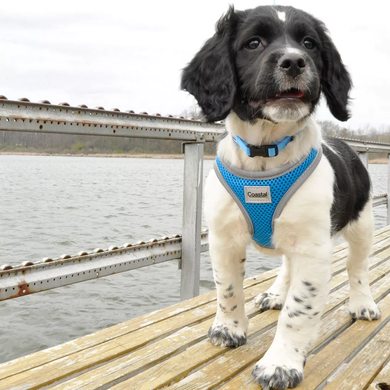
[{"xmin": 1, "ymin": 227, "xmax": 390, "ymax": 390}]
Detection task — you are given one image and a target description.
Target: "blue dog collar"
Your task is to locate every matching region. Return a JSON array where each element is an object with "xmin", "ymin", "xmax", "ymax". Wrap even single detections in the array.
[{"xmin": 232, "ymin": 134, "xmax": 293, "ymax": 158}]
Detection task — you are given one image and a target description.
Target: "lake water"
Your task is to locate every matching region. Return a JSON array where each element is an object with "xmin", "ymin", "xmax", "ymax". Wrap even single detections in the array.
[{"xmin": 0, "ymin": 155, "xmax": 387, "ymax": 363}]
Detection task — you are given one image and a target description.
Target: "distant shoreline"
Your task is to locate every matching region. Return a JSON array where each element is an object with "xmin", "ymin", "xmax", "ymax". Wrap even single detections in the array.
[
  {"xmin": 0, "ymin": 152, "xmax": 216, "ymax": 160},
  {"xmin": 369, "ymin": 158, "xmax": 387, "ymax": 164}
]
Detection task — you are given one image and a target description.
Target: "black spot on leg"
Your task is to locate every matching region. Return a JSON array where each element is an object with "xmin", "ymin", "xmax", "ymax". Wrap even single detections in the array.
[
  {"xmin": 294, "ymin": 348, "xmax": 299, "ymax": 353},
  {"xmin": 358, "ymin": 279, "xmax": 362, "ymax": 285},
  {"xmin": 241, "ymin": 271, "xmax": 245, "ymax": 277},
  {"xmin": 239, "ymin": 258, "xmax": 246, "ymax": 263},
  {"xmin": 293, "ymin": 296, "xmax": 303, "ymax": 303},
  {"xmin": 226, "ymin": 284, "xmax": 234, "ymax": 292},
  {"xmin": 219, "ymin": 304, "xmax": 226, "ymax": 311},
  {"xmin": 302, "ymin": 281, "xmax": 312, "ymax": 287},
  {"xmin": 215, "ymin": 280, "xmax": 222, "ymax": 285},
  {"xmin": 308, "ymin": 286, "xmax": 316, "ymax": 292},
  {"xmin": 289, "ymin": 310, "xmax": 305, "ymax": 317},
  {"xmin": 305, "ymin": 305, "xmax": 312, "ymax": 310},
  {"xmin": 313, "ymin": 311, "xmax": 320, "ymax": 316},
  {"xmin": 286, "ymin": 324, "xmax": 293, "ymax": 328},
  {"xmin": 234, "ymin": 320, "xmax": 239, "ymax": 324},
  {"xmin": 231, "ymin": 305, "xmax": 237, "ymax": 311},
  {"xmin": 223, "ymin": 291, "xmax": 234, "ymax": 299}
]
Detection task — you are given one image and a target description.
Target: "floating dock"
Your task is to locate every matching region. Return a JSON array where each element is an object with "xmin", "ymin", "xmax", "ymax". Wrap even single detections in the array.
[{"xmin": 1, "ymin": 226, "xmax": 390, "ymax": 389}]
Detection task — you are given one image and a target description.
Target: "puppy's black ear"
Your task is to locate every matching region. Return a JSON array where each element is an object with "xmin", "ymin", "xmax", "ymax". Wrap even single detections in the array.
[
  {"xmin": 181, "ymin": 7, "xmax": 238, "ymax": 122},
  {"xmin": 317, "ymin": 25, "xmax": 352, "ymax": 121}
]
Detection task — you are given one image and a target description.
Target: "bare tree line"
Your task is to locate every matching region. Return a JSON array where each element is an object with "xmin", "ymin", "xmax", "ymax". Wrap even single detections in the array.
[{"xmin": 0, "ymin": 130, "xmax": 216, "ymax": 155}]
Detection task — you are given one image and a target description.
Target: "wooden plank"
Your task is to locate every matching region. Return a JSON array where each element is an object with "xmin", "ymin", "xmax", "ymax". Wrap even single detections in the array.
[
  {"xmin": 296, "ymin": 298, "xmax": 390, "ymax": 389},
  {"xmin": 48, "ymin": 319, "xmax": 214, "ymax": 390},
  {"xmin": 0, "ymin": 304, "xmax": 216, "ymax": 390},
  {"xmin": 0, "ymin": 269, "xmax": 279, "ymax": 382},
  {"xmin": 323, "ymin": 321, "xmax": 390, "ymax": 389},
  {"xmin": 109, "ymin": 315, "xmax": 279, "ymax": 390},
  {"xmin": 367, "ymin": 360, "xmax": 390, "ymax": 390},
  {"xmin": 1, "ymin": 225, "xmax": 389, "ymax": 388},
  {"xmin": 0, "ymin": 279, "xmax": 280, "ymax": 390},
  {"xmin": 0, "ymin": 231, "xmax": 375, "ymax": 387},
  {"xmin": 102, "ymin": 264, "xmax": 390, "ymax": 390},
  {"xmin": 147, "ymin": 292, "xmax": 390, "ymax": 390},
  {"xmin": 12, "ymin": 239, "xmax": 390, "ymax": 390},
  {"xmin": 212, "ymin": 271, "xmax": 390, "ymax": 390}
]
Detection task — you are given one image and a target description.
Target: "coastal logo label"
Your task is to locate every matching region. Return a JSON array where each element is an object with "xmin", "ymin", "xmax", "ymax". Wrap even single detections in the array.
[{"xmin": 244, "ymin": 186, "xmax": 272, "ymax": 204}]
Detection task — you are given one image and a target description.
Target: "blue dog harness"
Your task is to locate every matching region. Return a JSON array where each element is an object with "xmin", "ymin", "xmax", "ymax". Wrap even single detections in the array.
[{"xmin": 214, "ymin": 141, "xmax": 322, "ymax": 249}]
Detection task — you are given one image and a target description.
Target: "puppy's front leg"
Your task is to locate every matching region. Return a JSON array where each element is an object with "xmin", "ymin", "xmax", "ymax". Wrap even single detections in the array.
[
  {"xmin": 252, "ymin": 245, "xmax": 332, "ymax": 389},
  {"xmin": 208, "ymin": 231, "xmax": 248, "ymax": 348}
]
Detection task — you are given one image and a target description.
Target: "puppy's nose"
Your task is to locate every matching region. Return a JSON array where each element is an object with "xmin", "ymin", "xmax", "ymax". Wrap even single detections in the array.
[{"xmin": 278, "ymin": 53, "xmax": 306, "ymax": 78}]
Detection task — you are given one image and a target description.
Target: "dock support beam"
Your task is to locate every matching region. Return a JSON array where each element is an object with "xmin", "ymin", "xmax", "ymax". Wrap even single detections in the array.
[
  {"xmin": 358, "ymin": 151, "xmax": 369, "ymax": 169},
  {"xmin": 387, "ymin": 154, "xmax": 390, "ymax": 225},
  {"xmin": 180, "ymin": 142, "xmax": 204, "ymax": 300}
]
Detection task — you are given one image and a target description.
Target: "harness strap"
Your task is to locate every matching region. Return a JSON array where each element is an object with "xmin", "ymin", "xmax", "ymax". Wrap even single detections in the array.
[{"xmin": 214, "ymin": 147, "xmax": 323, "ymax": 248}]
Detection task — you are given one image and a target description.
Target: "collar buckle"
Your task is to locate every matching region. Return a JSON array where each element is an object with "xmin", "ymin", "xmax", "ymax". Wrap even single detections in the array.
[{"xmin": 248, "ymin": 144, "xmax": 279, "ymax": 158}]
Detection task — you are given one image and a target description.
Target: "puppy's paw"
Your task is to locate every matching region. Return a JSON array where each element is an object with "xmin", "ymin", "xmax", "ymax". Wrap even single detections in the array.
[
  {"xmin": 252, "ymin": 361, "xmax": 303, "ymax": 389},
  {"xmin": 349, "ymin": 299, "xmax": 381, "ymax": 321},
  {"xmin": 208, "ymin": 320, "xmax": 247, "ymax": 348},
  {"xmin": 255, "ymin": 291, "xmax": 285, "ymax": 312}
]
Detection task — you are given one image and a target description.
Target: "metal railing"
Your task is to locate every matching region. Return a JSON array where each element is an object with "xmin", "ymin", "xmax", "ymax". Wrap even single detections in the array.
[{"xmin": 1, "ymin": 98, "xmax": 390, "ymax": 302}]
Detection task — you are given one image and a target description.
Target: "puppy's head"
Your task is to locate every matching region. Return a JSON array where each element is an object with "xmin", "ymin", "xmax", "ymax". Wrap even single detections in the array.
[{"xmin": 181, "ymin": 6, "xmax": 352, "ymax": 123}]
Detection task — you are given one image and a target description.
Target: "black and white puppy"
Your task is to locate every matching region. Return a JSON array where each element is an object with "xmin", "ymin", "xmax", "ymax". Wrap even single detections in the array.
[{"xmin": 181, "ymin": 5, "xmax": 381, "ymax": 389}]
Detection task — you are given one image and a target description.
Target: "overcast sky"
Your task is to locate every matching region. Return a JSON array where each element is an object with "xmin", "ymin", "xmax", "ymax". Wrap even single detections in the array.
[{"xmin": 0, "ymin": 0, "xmax": 388, "ymax": 130}]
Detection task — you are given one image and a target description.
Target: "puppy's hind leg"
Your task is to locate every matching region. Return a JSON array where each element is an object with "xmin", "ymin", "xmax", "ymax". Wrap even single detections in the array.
[
  {"xmin": 255, "ymin": 255, "xmax": 290, "ymax": 311},
  {"xmin": 208, "ymin": 231, "xmax": 249, "ymax": 348},
  {"xmin": 343, "ymin": 201, "xmax": 381, "ymax": 321}
]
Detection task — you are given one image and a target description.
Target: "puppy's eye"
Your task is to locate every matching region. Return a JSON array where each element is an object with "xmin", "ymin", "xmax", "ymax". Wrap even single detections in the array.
[
  {"xmin": 246, "ymin": 38, "xmax": 262, "ymax": 50},
  {"xmin": 303, "ymin": 38, "xmax": 316, "ymax": 50}
]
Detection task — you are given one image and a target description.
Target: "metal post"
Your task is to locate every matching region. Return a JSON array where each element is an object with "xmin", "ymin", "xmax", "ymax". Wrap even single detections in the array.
[
  {"xmin": 387, "ymin": 154, "xmax": 390, "ymax": 225},
  {"xmin": 180, "ymin": 142, "xmax": 204, "ymax": 300},
  {"xmin": 358, "ymin": 151, "xmax": 369, "ymax": 169}
]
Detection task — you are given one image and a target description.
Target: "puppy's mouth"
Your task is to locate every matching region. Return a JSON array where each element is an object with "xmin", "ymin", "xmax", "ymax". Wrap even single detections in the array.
[{"xmin": 248, "ymin": 88, "xmax": 305, "ymax": 108}]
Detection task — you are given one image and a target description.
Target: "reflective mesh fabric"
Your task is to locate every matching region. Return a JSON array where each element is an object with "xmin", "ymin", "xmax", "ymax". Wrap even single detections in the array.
[{"xmin": 215, "ymin": 148, "xmax": 318, "ymax": 248}]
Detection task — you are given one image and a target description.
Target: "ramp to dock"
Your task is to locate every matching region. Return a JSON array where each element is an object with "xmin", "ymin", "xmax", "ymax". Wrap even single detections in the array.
[{"xmin": 1, "ymin": 226, "xmax": 390, "ymax": 390}]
